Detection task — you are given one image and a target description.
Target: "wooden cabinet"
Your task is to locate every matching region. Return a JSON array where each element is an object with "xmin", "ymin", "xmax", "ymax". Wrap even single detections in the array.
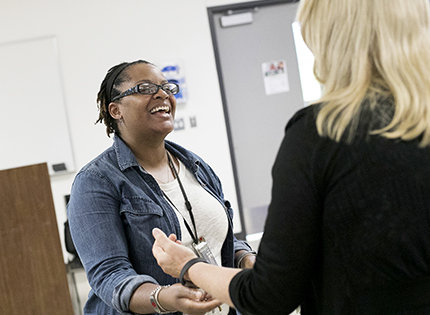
[{"xmin": 0, "ymin": 163, "xmax": 74, "ymax": 314}]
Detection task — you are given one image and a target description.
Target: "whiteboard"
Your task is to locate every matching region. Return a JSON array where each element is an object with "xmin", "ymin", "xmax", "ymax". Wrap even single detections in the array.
[{"xmin": 0, "ymin": 36, "xmax": 75, "ymax": 176}]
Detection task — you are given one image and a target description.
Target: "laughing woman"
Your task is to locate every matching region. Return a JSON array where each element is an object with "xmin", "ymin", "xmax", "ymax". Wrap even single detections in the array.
[{"xmin": 67, "ymin": 60, "xmax": 255, "ymax": 315}]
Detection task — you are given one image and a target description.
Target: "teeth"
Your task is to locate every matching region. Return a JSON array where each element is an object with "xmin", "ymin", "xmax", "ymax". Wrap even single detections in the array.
[{"xmin": 150, "ymin": 106, "xmax": 170, "ymax": 114}]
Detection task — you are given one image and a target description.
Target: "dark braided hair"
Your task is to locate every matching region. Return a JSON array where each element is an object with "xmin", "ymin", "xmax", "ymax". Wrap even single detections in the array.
[{"xmin": 95, "ymin": 60, "xmax": 153, "ymax": 137}]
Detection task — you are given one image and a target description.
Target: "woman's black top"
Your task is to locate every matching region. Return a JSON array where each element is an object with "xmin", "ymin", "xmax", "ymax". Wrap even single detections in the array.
[{"xmin": 230, "ymin": 102, "xmax": 430, "ymax": 315}]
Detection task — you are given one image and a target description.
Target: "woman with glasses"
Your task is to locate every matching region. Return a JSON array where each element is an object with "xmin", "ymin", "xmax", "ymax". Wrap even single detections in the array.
[
  {"xmin": 152, "ymin": 0, "xmax": 430, "ymax": 314},
  {"xmin": 67, "ymin": 60, "xmax": 255, "ymax": 315}
]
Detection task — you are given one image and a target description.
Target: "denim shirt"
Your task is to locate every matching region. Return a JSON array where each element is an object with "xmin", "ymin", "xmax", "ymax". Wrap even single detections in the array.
[{"xmin": 67, "ymin": 135, "xmax": 251, "ymax": 315}]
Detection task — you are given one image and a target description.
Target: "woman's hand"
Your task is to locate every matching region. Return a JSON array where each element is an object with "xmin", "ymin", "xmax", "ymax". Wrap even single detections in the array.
[
  {"xmin": 158, "ymin": 284, "xmax": 221, "ymax": 315},
  {"xmin": 152, "ymin": 227, "xmax": 197, "ymax": 278},
  {"xmin": 241, "ymin": 254, "xmax": 256, "ymax": 269},
  {"xmin": 152, "ymin": 228, "xmax": 240, "ymax": 309}
]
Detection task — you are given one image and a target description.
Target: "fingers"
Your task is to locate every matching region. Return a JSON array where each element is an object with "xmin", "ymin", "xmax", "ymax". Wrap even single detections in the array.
[
  {"xmin": 167, "ymin": 284, "xmax": 222, "ymax": 315},
  {"xmin": 182, "ymin": 290, "xmax": 222, "ymax": 314},
  {"xmin": 196, "ymin": 290, "xmax": 216, "ymax": 302},
  {"xmin": 175, "ymin": 285, "xmax": 207, "ymax": 303},
  {"xmin": 152, "ymin": 228, "xmax": 175, "ymax": 261},
  {"xmin": 168, "ymin": 234, "xmax": 182, "ymax": 244},
  {"xmin": 196, "ymin": 299, "xmax": 222, "ymax": 313},
  {"xmin": 200, "ymin": 291, "xmax": 215, "ymax": 302},
  {"xmin": 188, "ymin": 287, "xmax": 203, "ymax": 301},
  {"xmin": 152, "ymin": 227, "xmax": 169, "ymax": 242},
  {"xmin": 152, "ymin": 228, "xmax": 199, "ymax": 277},
  {"xmin": 168, "ymin": 233, "xmax": 178, "ymax": 242},
  {"xmin": 182, "ymin": 300, "xmax": 222, "ymax": 315},
  {"xmin": 152, "ymin": 242, "xmax": 164, "ymax": 262}
]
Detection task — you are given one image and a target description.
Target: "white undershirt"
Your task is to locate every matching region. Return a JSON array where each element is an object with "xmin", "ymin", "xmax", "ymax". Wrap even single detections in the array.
[{"xmin": 158, "ymin": 160, "xmax": 229, "ymax": 315}]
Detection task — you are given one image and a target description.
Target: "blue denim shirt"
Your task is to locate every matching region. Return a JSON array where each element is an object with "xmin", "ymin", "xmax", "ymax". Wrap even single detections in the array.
[{"xmin": 67, "ymin": 135, "xmax": 251, "ymax": 315}]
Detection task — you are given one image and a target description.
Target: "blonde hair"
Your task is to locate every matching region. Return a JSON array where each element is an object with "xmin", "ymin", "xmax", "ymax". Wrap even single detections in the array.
[{"xmin": 296, "ymin": 0, "xmax": 430, "ymax": 147}]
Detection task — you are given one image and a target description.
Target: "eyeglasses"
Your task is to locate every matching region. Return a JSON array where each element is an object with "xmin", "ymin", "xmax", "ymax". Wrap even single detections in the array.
[{"xmin": 112, "ymin": 82, "xmax": 180, "ymax": 101}]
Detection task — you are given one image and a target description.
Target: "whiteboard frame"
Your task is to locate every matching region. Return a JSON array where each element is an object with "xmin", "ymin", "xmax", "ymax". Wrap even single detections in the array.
[{"xmin": 0, "ymin": 36, "xmax": 75, "ymax": 176}]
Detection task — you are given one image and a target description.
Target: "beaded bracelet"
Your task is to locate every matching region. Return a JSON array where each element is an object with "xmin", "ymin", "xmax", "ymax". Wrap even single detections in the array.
[{"xmin": 149, "ymin": 285, "xmax": 172, "ymax": 314}]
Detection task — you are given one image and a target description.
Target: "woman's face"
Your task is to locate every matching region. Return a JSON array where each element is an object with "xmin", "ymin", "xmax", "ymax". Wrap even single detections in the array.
[{"xmin": 110, "ymin": 63, "xmax": 177, "ymax": 142}]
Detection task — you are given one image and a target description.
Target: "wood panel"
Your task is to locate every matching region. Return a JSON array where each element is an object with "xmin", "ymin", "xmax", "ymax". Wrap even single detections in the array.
[{"xmin": 0, "ymin": 163, "xmax": 74, "ymax": 314}]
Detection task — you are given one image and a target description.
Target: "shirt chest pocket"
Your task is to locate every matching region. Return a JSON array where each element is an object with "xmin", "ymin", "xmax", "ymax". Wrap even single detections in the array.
[
  {"xmin": 119, "ymin": 196, "xmax": 178, "ymax": 253},
  {"xmin": 119, "ymin": 197, "xmax": 170, "ymax": 264},
  {"xmin": 119, "ymin": 196, "xmax": 164, "ymax": 219}
]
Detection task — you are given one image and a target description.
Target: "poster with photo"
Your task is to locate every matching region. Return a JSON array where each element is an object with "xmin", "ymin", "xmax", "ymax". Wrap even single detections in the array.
[{"xmin": 261, "ymin": 59, "xmax": 290, "ymax": 95}]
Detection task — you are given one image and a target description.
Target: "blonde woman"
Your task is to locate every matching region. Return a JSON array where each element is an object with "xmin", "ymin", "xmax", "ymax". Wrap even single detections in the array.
[{"xmin": 152, "ymin": 0, "xmax": 430, "ymax": 314}]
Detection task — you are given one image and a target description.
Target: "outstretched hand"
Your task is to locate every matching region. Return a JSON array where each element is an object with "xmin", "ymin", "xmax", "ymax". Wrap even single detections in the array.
[{"xmin": 152, "ymin": 227, "xmax": 197, "ymax": 278}]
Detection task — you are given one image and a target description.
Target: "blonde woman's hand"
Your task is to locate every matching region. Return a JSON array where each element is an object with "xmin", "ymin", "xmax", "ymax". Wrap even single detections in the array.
[{"xmin": 152, "ymin": 227, "xmax": 197, "ymax": 278}]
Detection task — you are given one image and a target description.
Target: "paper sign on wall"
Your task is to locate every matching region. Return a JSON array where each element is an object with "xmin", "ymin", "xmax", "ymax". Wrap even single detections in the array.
[{"xmin": 261, "ymin": 60, "xmax": 290, "ymax": 95}]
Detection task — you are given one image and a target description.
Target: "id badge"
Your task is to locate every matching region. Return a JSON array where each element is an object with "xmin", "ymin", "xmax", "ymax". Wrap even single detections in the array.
[{"xmin": 192, "ymin": 239, "xmax": 218, "ymax": 266}]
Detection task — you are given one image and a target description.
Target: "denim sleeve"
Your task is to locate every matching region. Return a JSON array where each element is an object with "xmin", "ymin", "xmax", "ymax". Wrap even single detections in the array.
[
  {"xmin": 112, "ymin": 275, "xmax": 157, "ymax": 314},
  {"xmin": 234, "ymin": 238, "xmax": 253, "ymax": 253},
  {"xmin": 67, "ymin": 170, "xmax": 157, "ymax": 314}
]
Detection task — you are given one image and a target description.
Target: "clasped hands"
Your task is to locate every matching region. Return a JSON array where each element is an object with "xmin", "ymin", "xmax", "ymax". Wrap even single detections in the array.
[{"xmin": 152, "ymin": 228, "xmax": 221, "ymax": 314}]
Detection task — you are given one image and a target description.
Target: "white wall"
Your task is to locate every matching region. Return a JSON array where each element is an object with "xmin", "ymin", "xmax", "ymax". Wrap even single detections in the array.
[
  {"xmin": 0, "ymin": 0, "xmax": 256, "ymax": 311},
  {"xmin": 1, "ymin": 0, "xmax": 257, "ymax": 258}
]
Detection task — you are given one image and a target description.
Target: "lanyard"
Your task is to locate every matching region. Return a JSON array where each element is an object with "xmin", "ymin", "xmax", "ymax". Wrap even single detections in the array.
[{"xmin": 165, "ymin": 152, "xmax": 199, "ymax": 244}]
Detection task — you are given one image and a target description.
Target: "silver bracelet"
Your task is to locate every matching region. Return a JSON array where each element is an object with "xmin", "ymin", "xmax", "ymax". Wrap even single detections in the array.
[
  {"xmin": 236, "ymin": 250, "xmax": 257, "ymax": 268},
  {"xmin": 149, "ymin": 285, "xmax": 172, "ymax": 314}
]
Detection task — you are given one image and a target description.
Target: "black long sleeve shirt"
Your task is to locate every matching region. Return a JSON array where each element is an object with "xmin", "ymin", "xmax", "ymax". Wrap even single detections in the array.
[{"xmin": 230, "ymin": 103, "xmax": 430, "ymax": 315}]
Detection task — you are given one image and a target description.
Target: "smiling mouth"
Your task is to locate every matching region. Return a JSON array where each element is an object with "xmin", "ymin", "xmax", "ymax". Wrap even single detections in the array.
[{"xmin": 150, "ymin": 106, "xmax": 170, "ymax": 114}]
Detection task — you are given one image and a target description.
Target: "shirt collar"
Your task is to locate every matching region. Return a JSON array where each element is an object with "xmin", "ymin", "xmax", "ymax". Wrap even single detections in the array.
[
  {"xmin": 113, "ymin": 134, "xmax": 140, "ymax": 171},
  {"xmin": 112, "ymin": 134, "xmax": 199, "ymax": 173}
]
